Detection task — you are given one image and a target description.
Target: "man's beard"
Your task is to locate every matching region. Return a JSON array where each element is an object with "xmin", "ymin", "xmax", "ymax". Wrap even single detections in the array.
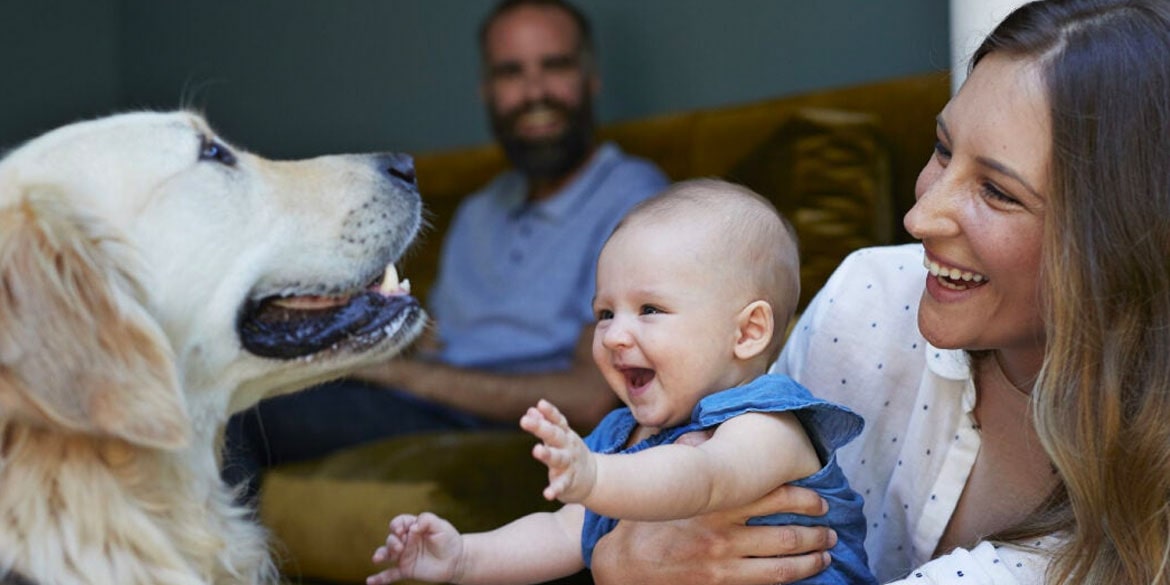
[{"xmin": 489, "ymin": 96, "xmax": 595, "ymax": 181}]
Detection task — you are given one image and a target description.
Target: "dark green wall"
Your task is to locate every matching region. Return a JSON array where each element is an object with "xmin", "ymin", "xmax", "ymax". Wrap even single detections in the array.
[
  {"xmin": 0, "ymin": 0, "xmax": 121, "ymax": 151},
  {"xmin": 1, "ymin": 1, "xmax": 949, "ymax": 158}
]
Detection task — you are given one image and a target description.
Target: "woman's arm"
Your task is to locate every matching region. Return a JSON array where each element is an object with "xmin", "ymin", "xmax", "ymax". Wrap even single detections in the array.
[{"xmin": 590, "ymin": 484, "xmax": 836, "ymax": 585}]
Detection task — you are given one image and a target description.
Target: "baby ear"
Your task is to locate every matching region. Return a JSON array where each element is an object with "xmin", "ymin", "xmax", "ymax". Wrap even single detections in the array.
[
  {"xmin": 0, "ymin": 188, "xmax": 191, "ymax": 449},
  {"xmin": 733, "ymin": 300, "xmax": 775, "ymax": 361}
]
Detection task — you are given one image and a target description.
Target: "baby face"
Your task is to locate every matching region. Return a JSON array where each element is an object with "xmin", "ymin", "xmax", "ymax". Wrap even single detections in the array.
[{"xmin": 591, "ymin": 216, "xmax": 752, "ymax": 433}]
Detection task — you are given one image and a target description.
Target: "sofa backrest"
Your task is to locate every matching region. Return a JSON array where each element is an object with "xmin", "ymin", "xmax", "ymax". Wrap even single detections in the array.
[{"xmin": 406, "ymin": 72, "xmax": 950, "ymax": 309}]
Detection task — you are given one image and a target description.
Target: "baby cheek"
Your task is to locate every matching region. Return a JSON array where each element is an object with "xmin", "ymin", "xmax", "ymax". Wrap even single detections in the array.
[{"xmin": 590, "ymin": 336, "xmax": 608, "ymax": 370}]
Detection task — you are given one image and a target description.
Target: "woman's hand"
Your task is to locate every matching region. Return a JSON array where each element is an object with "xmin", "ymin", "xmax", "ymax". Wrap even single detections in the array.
[{"xmin": 591, "ymin": 484, "xmax": 835, "ymax": 585}]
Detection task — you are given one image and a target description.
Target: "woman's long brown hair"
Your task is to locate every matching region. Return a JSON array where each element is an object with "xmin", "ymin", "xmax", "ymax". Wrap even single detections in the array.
[{"xmin": 972, "ymin": 1, "xmax": 1170, "ymax": 583}]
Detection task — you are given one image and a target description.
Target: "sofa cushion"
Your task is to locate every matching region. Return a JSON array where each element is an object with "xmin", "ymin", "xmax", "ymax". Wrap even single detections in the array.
[
  {"xmin": 726, "ymin": 107, "xmax": 893, "ymax": 310},
  {"xmin": 261, "ymin": 430, "xmax": 562, "ymax": 584}
]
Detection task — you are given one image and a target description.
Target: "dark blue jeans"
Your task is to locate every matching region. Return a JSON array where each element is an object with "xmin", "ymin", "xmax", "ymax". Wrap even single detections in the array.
[{"xmin": 221, "ymin": 378, "xmax": 506, "ymax": 504}]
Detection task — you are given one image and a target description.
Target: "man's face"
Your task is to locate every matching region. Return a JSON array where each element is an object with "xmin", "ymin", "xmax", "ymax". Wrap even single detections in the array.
[{"xmin": 481, "ymin": 5, "xmax": 599, "ymax": 180}]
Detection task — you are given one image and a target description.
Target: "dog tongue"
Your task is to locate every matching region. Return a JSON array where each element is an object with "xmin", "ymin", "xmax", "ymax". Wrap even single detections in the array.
[
  {"xmin": 270, "ymin": 294, "xmax": 352, "ymax": 310},
  {"xmin": 270, "ymin": 264, "xmax": 411, "ymax": 310},
  {"xmin": 241, "ymin": 292, "xmax": 419, "ymax": 359}
]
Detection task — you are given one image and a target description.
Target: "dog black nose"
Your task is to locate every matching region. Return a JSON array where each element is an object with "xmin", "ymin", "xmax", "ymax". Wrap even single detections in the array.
[{"xmin": 379, "ymin": 153, "xmax": 417, "ymax": 191}]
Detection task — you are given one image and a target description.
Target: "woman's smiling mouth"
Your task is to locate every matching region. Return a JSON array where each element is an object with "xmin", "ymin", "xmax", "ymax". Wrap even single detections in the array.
[{"xmin": 923, "ymin": 256, "xmax": 989, "ymax": 291}]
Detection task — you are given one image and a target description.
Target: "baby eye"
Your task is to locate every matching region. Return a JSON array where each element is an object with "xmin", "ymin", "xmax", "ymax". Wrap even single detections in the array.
[
  {"xmin": 199, "ymin": 135, "xmax": 237, "ymax": 166},
  {"xmin": 596, "ymin": 309, "xmax": 613, "ymax": 321},
  {"xmin": 640, "ymin": 305, "xmax": 663, "ymax": 316}
]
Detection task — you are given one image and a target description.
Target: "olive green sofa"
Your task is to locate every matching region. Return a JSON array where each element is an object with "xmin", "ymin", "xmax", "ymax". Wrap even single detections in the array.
[{"xmin": 259, "ymin": 72, "xmax": 951, "ymax": 585}]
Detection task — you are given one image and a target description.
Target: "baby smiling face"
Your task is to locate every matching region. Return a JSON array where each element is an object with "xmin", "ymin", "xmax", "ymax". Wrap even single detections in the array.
[{"xmin": 590, "ymin": 211, "xmax": 753, "ymax": 433}]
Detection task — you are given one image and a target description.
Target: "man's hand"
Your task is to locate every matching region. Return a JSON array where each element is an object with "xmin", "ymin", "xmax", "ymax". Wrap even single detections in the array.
[{"xmin": 590, "ymin": 484, "xmax": 835, "ymax": 585}]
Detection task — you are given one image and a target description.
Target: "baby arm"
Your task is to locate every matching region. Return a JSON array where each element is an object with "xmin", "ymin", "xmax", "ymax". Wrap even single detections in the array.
[
  {"xmin": 524, "ymin": 399, "xmax": 821, "ymax": 521},
  {"xmin": 368, "ymin": 506, "xmax": 586, "ymax": 585}
]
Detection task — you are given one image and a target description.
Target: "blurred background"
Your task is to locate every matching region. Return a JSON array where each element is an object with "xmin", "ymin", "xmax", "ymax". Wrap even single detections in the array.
[{"xmin": 0, "ymin": 0, "xmax": 950, "ymax": 158}]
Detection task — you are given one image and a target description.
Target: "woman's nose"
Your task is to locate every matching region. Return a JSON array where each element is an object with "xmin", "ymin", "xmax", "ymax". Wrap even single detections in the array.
[{"xmin": 904, "ymin": 161, "xmax": 962, "ymax": 239}]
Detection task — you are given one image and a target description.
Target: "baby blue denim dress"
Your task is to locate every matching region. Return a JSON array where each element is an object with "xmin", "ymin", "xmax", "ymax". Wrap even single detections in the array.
[{"xmin": 580, "ymin": 373, "xmax": 876, "ymax": 585}]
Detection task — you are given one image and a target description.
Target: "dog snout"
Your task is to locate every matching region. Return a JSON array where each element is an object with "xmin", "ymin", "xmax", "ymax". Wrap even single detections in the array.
[{"xmin": 377, "ymin": 152, "xmax": 418, "ymax": 192}]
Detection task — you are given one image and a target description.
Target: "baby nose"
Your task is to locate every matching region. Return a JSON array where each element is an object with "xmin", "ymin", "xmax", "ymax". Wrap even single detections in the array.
[{"xmin": 601, "ymin": 319, "xmax": 633, "ymax": 349}]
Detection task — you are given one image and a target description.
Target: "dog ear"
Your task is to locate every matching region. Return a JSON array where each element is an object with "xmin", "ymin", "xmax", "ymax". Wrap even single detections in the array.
[{"xmin": 0, "ymin": 188, "xmax": 191, "ymax": 449}]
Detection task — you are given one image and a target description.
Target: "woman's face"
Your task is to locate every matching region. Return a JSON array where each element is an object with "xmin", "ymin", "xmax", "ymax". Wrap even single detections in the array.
[{"xmin": 904, "ymin": 52, "xmax": 1050, "ymax": 358}]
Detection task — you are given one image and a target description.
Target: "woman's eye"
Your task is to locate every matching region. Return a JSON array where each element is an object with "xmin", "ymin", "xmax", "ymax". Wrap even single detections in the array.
[
  {"xmin": 933, "ymin": 140, "xmax": 952, "ymax": 162},
  {"xmin": 199, "ymin": 136, "xmax": 237, "ymax": 166},
  {"xmin": 981, "ymin": 182, "xmax": 1021, "ymax": 206}
]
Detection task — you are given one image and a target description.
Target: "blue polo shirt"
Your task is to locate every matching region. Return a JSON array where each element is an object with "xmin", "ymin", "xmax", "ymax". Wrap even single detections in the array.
[{"xmin": 429, "ymin": 143, "xmax": 668, "ymax": 373}]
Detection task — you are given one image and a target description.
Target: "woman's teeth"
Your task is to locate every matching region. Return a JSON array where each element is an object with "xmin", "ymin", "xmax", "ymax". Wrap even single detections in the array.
[{"xmin": 923, "ymin": 257, "xmax": 986, "ymax": 290}]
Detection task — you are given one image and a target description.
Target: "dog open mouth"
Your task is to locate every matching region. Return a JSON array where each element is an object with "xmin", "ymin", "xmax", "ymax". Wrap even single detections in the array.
[{"xmin": 237, "ymin": 264, "xmax": 422, "ymax": 359}]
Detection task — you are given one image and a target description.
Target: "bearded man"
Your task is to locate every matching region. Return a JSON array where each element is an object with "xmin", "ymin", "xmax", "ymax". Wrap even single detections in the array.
[{"xmin": 222, "ymin": 0, "xmax": 668, "ymax": 501}]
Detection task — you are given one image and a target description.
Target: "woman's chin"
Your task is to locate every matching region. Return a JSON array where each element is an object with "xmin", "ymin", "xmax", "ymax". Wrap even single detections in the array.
[{"xmin": 917, "ymin": 308, "xmax": 976, "ymax": 351}]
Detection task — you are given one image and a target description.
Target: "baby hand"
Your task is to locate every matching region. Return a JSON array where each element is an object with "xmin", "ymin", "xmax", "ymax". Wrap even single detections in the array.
[
  {"xmin": 520, "ymin": 399, "xmax": 597, "ymax": 503},
  {"xmin": 367, "ymin": 512, "xmax": 464, "ymax": 585}
]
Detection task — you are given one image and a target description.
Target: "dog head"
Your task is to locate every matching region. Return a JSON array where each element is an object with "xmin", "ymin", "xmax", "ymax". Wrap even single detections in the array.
[{"xmin": 0, "ymin": 111, "xmax": 426, "ymax": 449}]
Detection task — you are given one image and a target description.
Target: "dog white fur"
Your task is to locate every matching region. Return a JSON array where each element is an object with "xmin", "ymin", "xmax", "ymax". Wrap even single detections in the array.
[{"xmin": 0, "ymin": 111, "xmax": 426, "ymax": 585}]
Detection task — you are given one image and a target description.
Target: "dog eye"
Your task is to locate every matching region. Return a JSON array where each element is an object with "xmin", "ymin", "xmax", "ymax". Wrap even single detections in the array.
[{"xmin": 199, "ymin": 135, "xmax": 237, "ymax": 166}]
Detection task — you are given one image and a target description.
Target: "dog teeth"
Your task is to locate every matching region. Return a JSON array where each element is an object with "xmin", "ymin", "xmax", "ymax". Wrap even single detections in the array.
[{"xmin": 379, "ymin": 264, "xmax": 411, "ymax": 295}]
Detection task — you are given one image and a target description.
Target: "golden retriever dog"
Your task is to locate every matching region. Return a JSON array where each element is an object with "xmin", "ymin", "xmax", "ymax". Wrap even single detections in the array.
[{"xmin": 0, "ymin": 111, "xmax": 426, "ymax": 585}]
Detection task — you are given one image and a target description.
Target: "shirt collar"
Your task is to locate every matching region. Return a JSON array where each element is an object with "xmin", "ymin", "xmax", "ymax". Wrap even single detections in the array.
[
  {"xmin": 925, "ymin": 342, "xmax": 971, "ymax": 381},
  {"xmin": 505, "ymin": 142, "xmax": 621, "ymax": 223},
  {"xmin": 925, "ymin": 342, "xmax": 977, "ymax": 413}
]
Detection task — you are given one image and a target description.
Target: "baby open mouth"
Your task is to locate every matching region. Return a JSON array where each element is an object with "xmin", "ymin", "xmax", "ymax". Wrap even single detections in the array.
[{"xmin": 622, "ymin": 367, "xmax": 656, "ymax": 389}]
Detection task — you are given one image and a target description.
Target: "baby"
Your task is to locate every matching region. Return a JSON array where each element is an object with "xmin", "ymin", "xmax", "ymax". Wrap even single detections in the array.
[{"xmin": 367, "ymin": 179, "xmax": 875, "ymax": 585}]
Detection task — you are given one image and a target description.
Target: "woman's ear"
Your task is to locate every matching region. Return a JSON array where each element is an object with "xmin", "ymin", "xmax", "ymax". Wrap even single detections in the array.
[{"xmin": 733, "ymin": 300, "xmax": 774, "ymax": 361}]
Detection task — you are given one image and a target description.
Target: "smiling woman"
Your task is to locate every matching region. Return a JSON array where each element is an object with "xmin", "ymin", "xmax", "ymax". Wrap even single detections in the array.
[
  {"xmin": 589, "ymin": 1, "xmax": 1170, "ymax": 584},
  {"xmin": 907, "ymin": 52, "xmax": 1049, "ymax": 378}
]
